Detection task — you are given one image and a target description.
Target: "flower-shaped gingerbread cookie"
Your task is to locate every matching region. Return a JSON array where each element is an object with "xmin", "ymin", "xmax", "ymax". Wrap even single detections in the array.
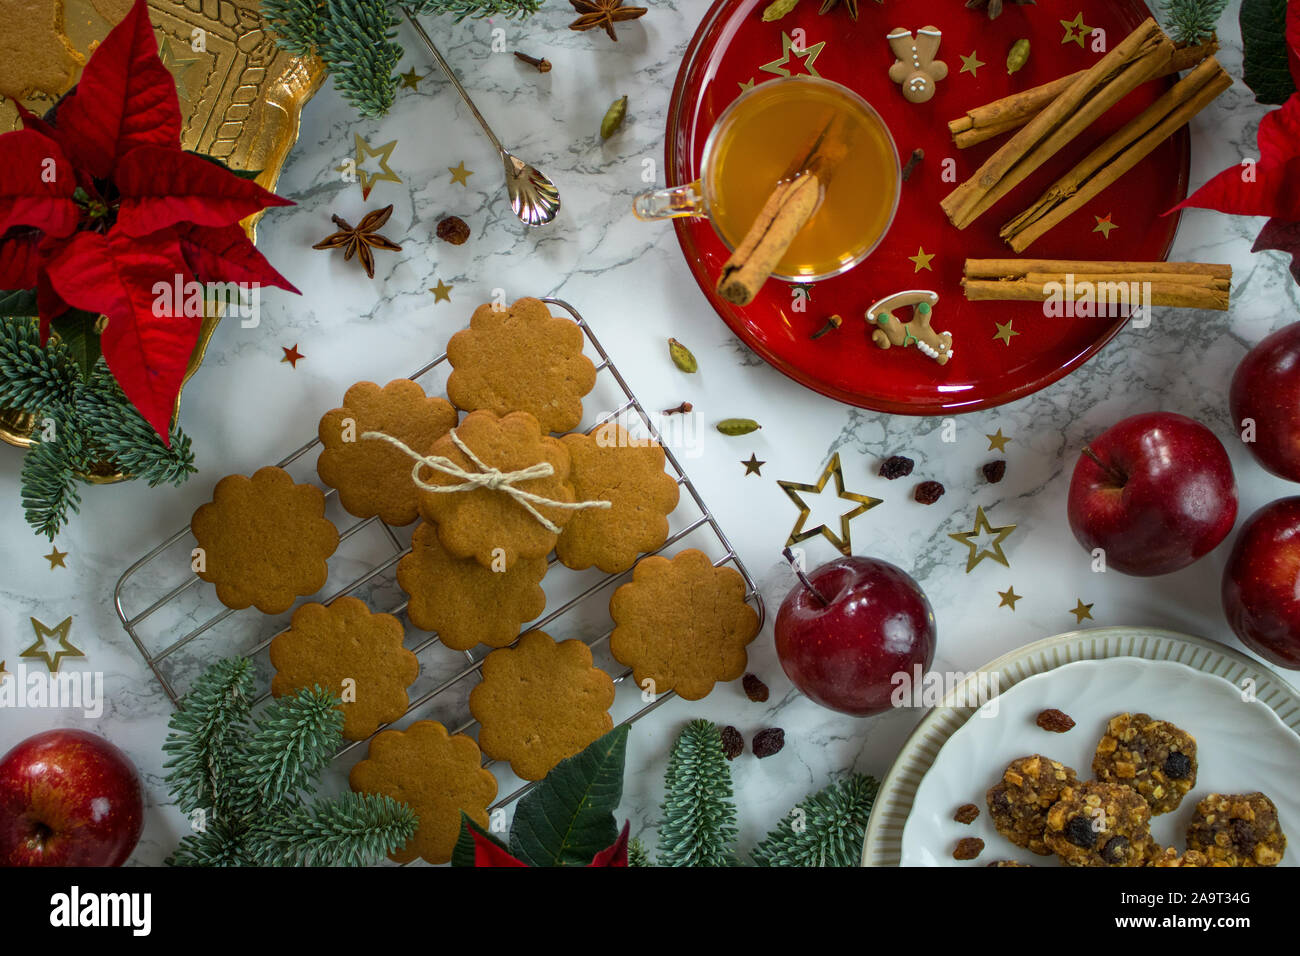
[
  {"xmin": 609, "ymin": 549, "xmax": 759, "ymax": 700},
  {"xmin": 557, "ymin": 423, "xmax": 680, "ymax": 573},
  {"xmin": 270, "ymin": 597, "xmax": 418, "ymax": 740},
  {"xmin": 397, "ymin": 522, "xmax": 548, "ymax": 650},
  {"xmin": 446, "ymin": 297, "xmax": 597, "ymax": 433},
  {"xmin": 469, "ymin": 630, "xmax": 615, "ymax": 781},
  {"xmin": 418, "ymin": 409, "xmax": 577, "ymax": 569},
  {"xmin": 191, "ymin": 466, "xmax": 339, "ymax": 614},
  {"xmin": 349, "ymin": 720, "xmax": 497, "ymax": 865},
  {"xmin": 317, "ymin": 379, "xmax": 458, "ymax": 526}
]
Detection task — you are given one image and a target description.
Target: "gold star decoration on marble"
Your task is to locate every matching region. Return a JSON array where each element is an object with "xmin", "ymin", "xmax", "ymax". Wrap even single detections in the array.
[
  {"xmin": 998, "ymin": 586, "xmax": 1022, "ymax": 610},
  {"xmin": 1093, "ymin": 213, "xmax": 1118, "ymax": 238},
  {"xmin": 738, "ymin": 78, "xmax": 756, "ymax": 94},
  {"xmin": 949, "ymin": 506, "xmax": 1017, "ymax": 573},
  {"xmin": 430, "ymin": 279, "xmax": 454, "ymax": 302},
  {"xmin": 992, "ymin": 320, "xmax": 1020, "ymax": 346},
  {"xmin": 908, "ymin": 246, "xmax": 935, "ymax": 272},
  {"xmin": 778, "ymin": 452, "xmax": 882, "ymax": 556},
  {"xmin": 20, "ymin": 616, "xmax": 84, "ymax": 673},
  {"xmin": 986, "ymin": 428, "xmax": 1013, "ymax": 453},
  {"xmin": 400, "ymin": 68, "xmax": 425, "ymax": 90},
  {"xmin": 760, "ymin": 32, "xmax": 826, "ymax": 79},
  {"xmin": 742, "ymin": 454, "xmax": 765, "ymax": 476},
  {"xmin": 959, "ymin": 51, "xmax": 986, "ymax": 76},
  {"xmin": 339, "ymin": 134, "xmax": 402, "ymax": 200},
  {"xmin": 448, "ymin": 161, "xmax": 474, "ymax": 187},
  {"xmin": 1060, "ymin": 13, "xmax": 1093, "ymax": 48},
  {"xmin": 43, "ymin": 546, "xmax": 67, "ymax": 570},
  {"xmin": 281, "ymin": 344, "xmax": 304, "ymax": 368},
  {"xmin": 1070, "ymin": 599, "xmax": 1094, "ymax": 624},
  {"xmin": 159, "ymin": 37, "xmax": 201, "ymax": 107}
]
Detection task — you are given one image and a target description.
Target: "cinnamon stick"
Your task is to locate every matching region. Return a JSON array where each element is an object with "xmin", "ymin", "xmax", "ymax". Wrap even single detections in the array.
[
  {"xmin": 949, "ymin": 41, "xmax": 1217, "ymax": 148},
  {"xmin": 941, "ymin": 19, "xmax": 1174, "ymax": 231},
  {"xmin": 1001, "ymin": 57, "xmax": 1233, "ymax": 252},
  {"xmin": 964, "ymin": 259, "xmax": 1232, "ymax": 278},
  {"xmin": 961, "ymin": 259, "xmax": 1232, "ymax": 311}
]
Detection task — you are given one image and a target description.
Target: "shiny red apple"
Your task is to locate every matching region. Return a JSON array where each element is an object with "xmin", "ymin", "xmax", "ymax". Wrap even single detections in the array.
[
  {"xmin": 775, "ymin": 555, "xmax": 936, "ymax": 716},
  {"xmin": 1230, "ymin": 323, "xmax": 1300, "ymax": 482},
  {"xmin": 0, "ymin": 729, "xmax": 144, "ymax": 866},
  {"xmin": 1067, "ymin": 412, "xmax": 1237, "ymax": 576},
  {"xmin": 1222, "ymin": 497, "xmax": 1300, "ymax": 669}
]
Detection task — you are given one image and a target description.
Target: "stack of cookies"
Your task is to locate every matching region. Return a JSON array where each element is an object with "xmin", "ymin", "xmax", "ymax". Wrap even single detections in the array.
[{"xmin": 187, "ymin": 297, "xmax": 761, "ymax": 864}]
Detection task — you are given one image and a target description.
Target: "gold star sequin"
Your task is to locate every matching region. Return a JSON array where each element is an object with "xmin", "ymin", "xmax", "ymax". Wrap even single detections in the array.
[
  {"xmin": 998, "ymin": 586, "xmax": 1022, "ymax": 610},
  {"xmin": 43, "ymin": 546, "xmax": 67, "ymax": 569},
  {"xmin": 778, "ymin": 452, "xmax": 882, "ymax": 556},
  {"xmin": 430, "ymin": 279, "xmax": 453, "ymax": 302},
  {"xmin": 448, "ymin": 161, "xmax": 474, "ymax": 187},
  {"xmin": 400, "ymin": 68, "xmax": 424, "ymax": 90},
  {"xmin": 1093, "ymin": 213, "xmax": 1118, "ymax": 238},
  {"xmin": 1070, "ymin": 599, "xmax": 1094, "ymax": 624},
  {"xmin": 742, "ymin": 454, "xmax": 765, "ymax": 476},
  {"xmin": 908, "ymin": 247, "xmax": 935, "ymax": 272},
  {"xmin": 281, "ymin": 344, "xmax": 304, "ymax": 368},
  {"xmin": 948, "ymin": 506, "xmax": 1017, "ymax": 573},
  {"xmin": 986, "ymin": 428, "xmax": 1012, "ymax": 453},
  {"xmin": 760, "ymin": 32, "xmax": 825, "ymax": 79},
  {"xmin": 992, "ymin": 320, "xmax": 1020, "ymax": 346},
  {"xmin": 1060, "ymin": 13, "xmax": 1093, "ymax": 48},
  {"xmin": 959, "ymin": 51, "xmax": 986, "ymax": 76},
  {"xmin": 20, "ymin": 616, "xmax": 84, "ymax": 673},
  {"xmin": 339, "ymin": 134, "xmax": 402, "ymax": 200},
  {"xmin": 738, "ymin": 78, "xmax": 756, "ymax": 94}
]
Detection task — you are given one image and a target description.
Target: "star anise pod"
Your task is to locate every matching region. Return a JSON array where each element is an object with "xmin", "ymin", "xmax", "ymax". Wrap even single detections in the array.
[
  {"xmin": 965, "ymin": 0, "xmax": 1036, "ymax": 20},
  {"xmin": 818, "ymin": 0, "xmax": 863, "ymax": 20},
  {"xmin": 311, "ymin": 205, "xmax": 402, "ymax": 280},
  {"xmin": 568, "ymin": 0, "xmax": 647, "ymax": 42}
]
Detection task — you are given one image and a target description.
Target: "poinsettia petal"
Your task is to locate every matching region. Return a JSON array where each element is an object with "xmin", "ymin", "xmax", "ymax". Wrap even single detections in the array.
[
  {"xmin": 0, "ymin": 231, "xmax": 42, "ymax": 290},
  {"xmin": 470, "ymin": 828, "xmax": 529, "ymax": 867},
  {"xmin": 586, "ymin": 821, "xmax": 630, "ymax": 867},
  {"xmin": 53, "ymin": 0, "xmax": 182, "ymax": 180},
  {"xmin": 174, "ymin": 223, "xmax": 300, "ymax": 293},
  {"xmin": 114, "ymin": 146, "xmax": 294, "ymax": 237},
  {"xmin": 43, "ymin": 228, "xmax": 197, "ymax": 442},
  {"xmin": 1289, "ymin": 1, "xmax": 1300, "ymax": 90},
  {"xmin": 0, "ymin": 129, "xmax": 78, "ymax": 238},
  {"xmin": 36, "ymin": 271, "xmax": 69, "ymax": 343}
]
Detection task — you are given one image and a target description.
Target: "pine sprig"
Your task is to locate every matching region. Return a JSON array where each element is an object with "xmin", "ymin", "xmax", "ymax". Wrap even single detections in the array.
[
  {"xmin": 163, "ymin": 659, "xmax": 255, "ymax": 817},
  {"xmin": 408, "ymin": 0, "xmax": 543, "ymax": 21},
  {"xmin": 657, "ymin": 720, "xmax": 738, "ymax": 867},
  {"xmin": 627, "ymin": 837, "xmax": 653, "ymax": 867},
  {"xmin": 262, "ymin": 0, "xmax": 326, "ymax": 55},
  {"xmin": 20, "ymin": 430, "xmax": 85, "ymax": 540},
  {"xmin": 230, "ymin": 686, "xmax": 344, "ymax": 817},
  {"xmin": 0, "ymin": 318, "xmax": 76, "ymax": 412},
  {"xmin": 1159, "ymin": 0, "xmax": 1228, "ymax": 45},
  {"xmin": 76, "ymin": 364, "xmax": 196, "ymax": 487},
  {"xmin": 246, "ymin": 792, "xmax": 418, "ymax": 866},
  {"xmin": 751, "ymin": 774, "xmax": 879, "ymax": 867},
  {"xmin": 166, "ymin": 818, "xmax": 254, "ymax": 867},
  {"xmin": 317, "ymin": 0, "xmax": 402, "ymax": 119}
]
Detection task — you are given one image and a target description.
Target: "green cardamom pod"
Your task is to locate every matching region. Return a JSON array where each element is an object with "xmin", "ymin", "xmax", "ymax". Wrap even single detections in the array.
[
  {"xmin": 600, "ymin": 95, "xmax": 628, "ymax": 140},
  {"xmin": 716, "ymin": 418, "xmax": 761, "ymax": 436},
  {"xmin": 1006, "ymin": 38, "xmax": 1030, "ymax": 75},
  {"xmin": 668, "ymin": 337, "xmax": 698, "ymax": 373},
  {"xmin": 761, "ymin": 0, "xmax": 800, "ymax": 21}
]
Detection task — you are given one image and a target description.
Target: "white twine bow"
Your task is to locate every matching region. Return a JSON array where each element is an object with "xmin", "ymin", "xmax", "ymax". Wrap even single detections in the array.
[{"xmin": 362, "ymin": 428, "xmax": 610, "ymax": 534}]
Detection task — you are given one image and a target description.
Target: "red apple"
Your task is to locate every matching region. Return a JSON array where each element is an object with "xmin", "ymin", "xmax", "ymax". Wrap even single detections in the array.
[
  {"xmin": 0, "ymin": 729, "xmax": 144, "ymax": 866},
  {"xmin": 1222, "ymin": 497, "xmax": 1300, "ymax": 669},
  {"xmin": 775, "ymin": 555, "xmax": 936, "ymax": 716},
  {"xmin": 1230, "ymin": 322, "xmax": 1300, "ymax": 482},
  {"xmin": 1067, "ymin": 412, "xmax": 1237, "ymax": 576}
]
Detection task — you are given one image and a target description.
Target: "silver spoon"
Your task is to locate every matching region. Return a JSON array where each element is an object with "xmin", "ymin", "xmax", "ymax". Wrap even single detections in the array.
[{"xmin": 403, "ymin": 10, "xmax": 561, "ymax": 227}]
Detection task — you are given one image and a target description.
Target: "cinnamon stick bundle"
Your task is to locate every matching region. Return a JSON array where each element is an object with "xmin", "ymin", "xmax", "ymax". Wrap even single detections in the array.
[
  {"xmin": 962, "ymin": 259, "xmax": 1232, "ymax": 310},
  {"xmin": 940, "ymin": 19, "xmax": 1174, "ymax": 231},
  {"xmin": 1000, "ymin": 57, "xmax": 1233, "ymax": 252},
  {"xmin": 948, "ymin": 41, "xmax": 1217, "ymax": 148}
]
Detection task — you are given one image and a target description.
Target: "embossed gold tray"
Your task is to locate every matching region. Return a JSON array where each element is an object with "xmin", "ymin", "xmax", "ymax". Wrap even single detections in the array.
[{"xmin": 0, "ymin": 0, "xmax": 324, "ymax": 467}]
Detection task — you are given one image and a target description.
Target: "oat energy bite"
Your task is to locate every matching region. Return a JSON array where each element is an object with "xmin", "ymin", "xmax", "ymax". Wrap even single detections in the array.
[
  {"xmin": 1185, "ymin": 792, "xmax": 1287, "ymax": 866},
  {"xmin": 1044, "ymin": 781, "xmax": 1153, "ymax": 867},
  {"xmin": 986, "ymin": 755, "xmax": 1080, "ymax": 855},
  {"xmin": 1092, "ymin": 712, "xmax": 1197, "ymax": 814}
]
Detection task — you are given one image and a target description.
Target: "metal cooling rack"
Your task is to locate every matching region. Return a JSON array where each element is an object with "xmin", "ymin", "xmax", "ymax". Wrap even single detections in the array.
[{"xmin": 114, "ymin": 297, "xmax": 766, "ymax": 822}]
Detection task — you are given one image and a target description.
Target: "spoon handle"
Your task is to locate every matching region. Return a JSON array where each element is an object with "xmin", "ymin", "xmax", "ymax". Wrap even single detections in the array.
[{"xmin": 402, "ymin": 8, "xmax": 506, "ymax": 156}]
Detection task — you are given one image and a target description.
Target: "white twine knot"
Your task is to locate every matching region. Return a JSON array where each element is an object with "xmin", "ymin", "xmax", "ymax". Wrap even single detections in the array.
[{"xmin": 362, "ymin": 428, "xmax": 610, "ymax": 534}]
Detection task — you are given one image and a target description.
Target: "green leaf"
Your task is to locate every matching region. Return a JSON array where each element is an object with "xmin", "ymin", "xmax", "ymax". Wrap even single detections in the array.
[
  {"xmin": 0, "ymin": 289, "xmax": 39, "ymax": 317},
  {"xmin": 507, "ymin": 724, "xmax": 629, "ymax": 867},
  {"xmin": 48, "ymin": 310, "xmax": 102, "ymax": 381},
  {"xmin": 1240, "ymin": 0, "xmax": 1297, "ymax": 104},
  {"xmin": 452, "ymin": 812, "xmax": 511, "ymax": 867}
]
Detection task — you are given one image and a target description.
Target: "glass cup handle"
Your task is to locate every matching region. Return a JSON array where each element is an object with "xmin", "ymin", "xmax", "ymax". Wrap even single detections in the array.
[{"xmin": 632, "ymin": 181, "xmax": 705, "ymax": 221}]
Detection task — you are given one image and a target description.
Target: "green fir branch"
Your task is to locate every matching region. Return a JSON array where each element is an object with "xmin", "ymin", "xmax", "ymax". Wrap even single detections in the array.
[
  {"xmin": 246, "ymin": 792, "xmax": 418, "ymax": 866},
  {"xmin": 20, "ymin": 427, "xmax": 85, "ymax": 541},
  {"xmin": 407, "ymin": 0, "xmax": 544, "ymax": 21},
  {"xmin": 229, "ymin": 686, "xmax": 344, "ymax": 817},
  {"xmin": 163, "ymin": 659, "xmax": 255, "ymax": 817},
  {"xmin": 166, "ymin": 818, "xmax": 254, "ymax": 867},
  {"xmin": 0, "ymin": 317, "xmax": 77, "ymax": 413},
  {"xmin": 76, "ymin": 363, "xmax": 196, "ymax": 487},
  {"xmin": 318, "ymin": 0, "xmax": 402, "ymax": 119},
  {"xmin": 656, "ymin": 719, "xmax": 738, "ymax": 867},
  {"xmin": 262, "ymin": 0, "xmax": 327, "ymax": 55},
  {"xmin": 751, "ymin": 774, "xmax": 879, "ymax": 867},
  {"xmin": 1159, "ymin": 0, "xmax": 1229, "ymax": 45},
  {"xmin": 627, "ymin": 837, "xmax": 653, "ymax": 867}
]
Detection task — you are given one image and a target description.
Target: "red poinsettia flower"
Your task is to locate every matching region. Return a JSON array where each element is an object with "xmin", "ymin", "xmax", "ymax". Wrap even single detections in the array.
[
  {"xmin": 470, "ymin": 821, "xmax": 631, "ymax": 867},
  {"xmin": 0, "ymin": 0, "xmax": 298, "ymax": 442}
]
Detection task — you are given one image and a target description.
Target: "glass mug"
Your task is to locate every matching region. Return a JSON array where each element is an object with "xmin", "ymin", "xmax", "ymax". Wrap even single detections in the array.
[{"xmin": 634, "ymin": 75, "xmax": 901, "ymax": 282}]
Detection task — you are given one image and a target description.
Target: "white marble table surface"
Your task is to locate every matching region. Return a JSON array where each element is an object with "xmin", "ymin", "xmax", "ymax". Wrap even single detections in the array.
[{"xmin": 1, "ymin": 0, "xmax": 1296, "ymax": 865}]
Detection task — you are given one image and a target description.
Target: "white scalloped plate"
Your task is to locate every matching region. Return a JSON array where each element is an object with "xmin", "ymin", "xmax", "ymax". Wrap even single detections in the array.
[{"xmin": 863, "ymin": 627, "xmax": 1300, "ymax": 866}]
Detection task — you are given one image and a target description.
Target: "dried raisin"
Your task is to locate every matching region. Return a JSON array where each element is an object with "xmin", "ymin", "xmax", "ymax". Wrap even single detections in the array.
[
  {"xmin": 914, "ymin": 480, "xmax": 945, "ymax": 504},
  {"xmin": 953, "ymin": 837, "xmax": 985, "ymax": 860},
  {"xmin": 752, "ymin": 727, "xmax": 785, "ymax": 758},
  {"xmin": 720, "ymin": 725, "xmax": 744, "ymax": 760},
  {"xmin": 982, "ymin": 460, "xmax": 1007, "ymax": 484},
  {"xmin": 1036, "ymin": 708, "xmax": 1076, "ymax": 733},
  {"xmin": 742, "ymin": 673, "xmax": 769, "ymax": 702},
  {"xmin": 954, "ymin": 803, "xmax": 980, "ymax": 824},
  {"xmin": 436, "ymin": 215, "xmax": 470, "ymax": 245},
  {"xmin": 879, "ymin": 455, "xmax": 915, "ymax": 480}
]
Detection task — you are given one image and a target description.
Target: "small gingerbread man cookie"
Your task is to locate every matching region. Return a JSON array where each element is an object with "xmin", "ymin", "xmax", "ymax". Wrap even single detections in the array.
[
  {"xmin": 867, "ymin": 290, "xmax": 953, "ymax": 365},
  {"xmin": 888, "ymin": 26, "xmax": 948, "ymax": 104}
]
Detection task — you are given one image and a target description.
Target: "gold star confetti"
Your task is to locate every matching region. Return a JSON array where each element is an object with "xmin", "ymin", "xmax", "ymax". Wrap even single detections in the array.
[
  {"xmin": 430, "ymin": 279, "xmax": 453, "ymax": 302},
  {"xmin": 778, "ymin": 452, "xmax": 883, "ymax": 556},
  {"xmin": 448, "ymin": 161, "xmax": 474, "ymax": 187},
  {"xmin": 908, "ymin": 247, "xmax": 935, "ymax": 272},
  {"xmin": 742, "ymin": 454, "xmax": 765, "ymax": 476},
  {"xmin": 1093, "ymin": 213, "xmax": 1118, "ymax": 238},
  {"xmin": 949, "ymin": 506, "xmax": 1017, "ymax": 573},
  {"xmin": 992, "ymin": 320, "xmax": 1020, "ymax": 346},
  {"xmin": 1070, "ymin": 599, "xmax": 1094, "ymax": 624},
  {"xmin": 400, "ymin": 68, "xmax": 424, "ymax": 90},
  {"xmin": 281, "ymin": 344, "xmax": 304, "ymax": 367},
  {"xmin": 340, "ymin": 134, "xmax": 402, "ymax": 200},
  {"xmin": 1060, "ymin": 13, "xmax": 1092, "ymax": 48},
  {"xmin": 43, "ymin": 546, "xmax": 67, "ymax": 569},
  {"xmin": 760, "ymin": 32, "xmax": 825, "ymax": 79},
  {"xmin": 20, "ymin": 616, "xmax": 84, "ymax": 673},
  {"xmin": 986, "ymin": 428, "xmax": 1012, "ymax": 453},
  {"xmin": 998, "ymin": 586, "xmax": 1022, "ymax": 610},
  {"xmin": 738, "ymin": 78, "xmax": 756, "ymax": 93},
  {"xmin": 959, "ymin": 51, "xmax": 986, "ymax": 76}
]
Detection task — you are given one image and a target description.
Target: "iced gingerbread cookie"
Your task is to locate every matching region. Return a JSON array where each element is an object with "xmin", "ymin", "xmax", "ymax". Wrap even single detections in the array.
[
  {"xmin": 1092, "ymin": 712, "xmax": 1197, "ymax": 815},
  {"xmin": 985, "ymin": 754, "xmax": 1080, "ymax": 855},
  {"xmin": 1185, "ymin": 792, "xmax": 1287, "ymax": 866},
  {"xmin": 887, "ymin": 26, "xmax": 947, "ymax": 104},
  {"xmin": 1045, "ymin": 781, "xmax": 1153, "ymax": 867}
]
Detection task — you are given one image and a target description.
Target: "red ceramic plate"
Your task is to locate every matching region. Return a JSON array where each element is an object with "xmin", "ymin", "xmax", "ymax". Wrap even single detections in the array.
[{"xmin": 665, "ymin": 0, "xmax": 1190, "ymax": 414}]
